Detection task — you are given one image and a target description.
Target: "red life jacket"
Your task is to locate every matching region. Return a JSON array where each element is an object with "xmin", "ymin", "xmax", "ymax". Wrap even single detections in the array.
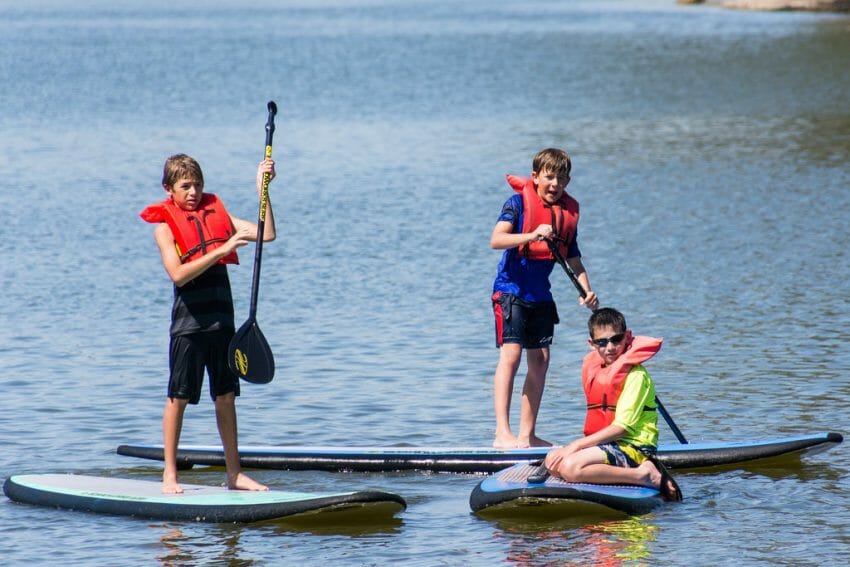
[
  {"xmin": 505, "ymin": 174, "xmax": 579, "ymax": 261},
  {"xmin": 581, "ymin": 335, "xmax": 662, "ymax": 436},
  {"xmin": 140, "ymin": 193, "xmax": 239, "ymax": 265}
]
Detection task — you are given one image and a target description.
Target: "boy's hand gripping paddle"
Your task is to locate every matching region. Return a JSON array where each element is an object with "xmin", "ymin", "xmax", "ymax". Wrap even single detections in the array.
[
  {"xmin": 228, "ymin": 101, "xmax": 277, "ymax": 384},
  {"xmin": 547, "ymin": 239, "xmax": 689, "ymax": 444}
]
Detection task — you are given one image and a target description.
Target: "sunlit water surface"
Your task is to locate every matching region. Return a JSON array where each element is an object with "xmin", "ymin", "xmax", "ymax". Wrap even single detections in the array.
[{"xmin": 1, "ymin": 1, "xmax": 848, "ymax": 564}]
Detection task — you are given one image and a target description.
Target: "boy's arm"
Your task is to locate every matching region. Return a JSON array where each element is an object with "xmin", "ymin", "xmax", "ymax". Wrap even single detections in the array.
[
  {"xmin": 613, "ymin": 367, "xmax": 655, "ymax": 434},
  {"xmin": 154, "ymin": 223, "xmax": 251, "ymax": 287},
  {"xmin": 490, "ymin": 220, "xmax": 552, "ymax": 250},
  {"xmin": 544, "ymin": 423, "xmax": 627, "ymax": 471},
  {"xmin": 230, "ymin": 158, "xmax": 277, "ymax": 243},
  {"xmin": 565, "ymin": 255, "xmax": 598, "ymax": 311},
  {"xmin": 562, "ymin": 423, "xmax": 628, "ymax": 456}
]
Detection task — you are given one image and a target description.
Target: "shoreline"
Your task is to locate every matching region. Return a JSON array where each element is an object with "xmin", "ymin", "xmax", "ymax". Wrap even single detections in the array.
[{"xmin": 678, "ymin": 0, "xmax": 850, "ymax": 12}]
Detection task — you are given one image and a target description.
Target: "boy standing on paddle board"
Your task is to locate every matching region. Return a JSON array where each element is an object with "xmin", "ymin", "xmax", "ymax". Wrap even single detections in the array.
[
  {"xmin": 141, "ymin": 154, "xmax": 276, "ymax": 494},
  {"xmin": 543, "ymin": 307, "xmax": 682, "ymax": 501},
  {"xmin": 490, "ymin": 148, "xmax": 598, "ymax": 448}
]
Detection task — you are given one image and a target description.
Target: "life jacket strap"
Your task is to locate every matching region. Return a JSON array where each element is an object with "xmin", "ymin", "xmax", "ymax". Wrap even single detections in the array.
[
  {"xmin": 585, "ymin": 403, "xmax": 657, "ymax": 412},
  {"xmin": 178, "ymin": 210, "xmax": 230, "ymax": 262}
]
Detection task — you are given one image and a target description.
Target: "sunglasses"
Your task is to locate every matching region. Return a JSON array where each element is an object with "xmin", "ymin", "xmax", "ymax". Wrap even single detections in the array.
[{"xmin": 591, "ymin": 333, "xmax": 625, "ymax": 348}]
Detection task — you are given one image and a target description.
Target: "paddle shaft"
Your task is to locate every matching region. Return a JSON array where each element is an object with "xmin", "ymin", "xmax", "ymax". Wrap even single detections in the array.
[
  {"xmin": 548, "ymin": 239, "xmax": 587, "ymax": 300},
  {"xmin": 225, "ymin": 101, "xmax": 279, "ymax": 384},
  {"xmin": 246, "ymin": 101, "xmax": 277, "ymax": 320},
  {"xmin": 548, "ymin": 240, "xmax": 689, "ymax": 444},
  {"xmin": 656, "ymin": 397, "xmax": 688, "ymax": 444}
]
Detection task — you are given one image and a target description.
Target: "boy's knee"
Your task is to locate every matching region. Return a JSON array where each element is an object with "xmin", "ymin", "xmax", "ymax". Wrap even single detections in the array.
[
  {"xmin": 166, "ymin": 397, "xmax": 190, "ymax": 410},
  {"xmin": 498, "ymin": 345, "xmax": 523, "ymax": 368},
  {"xmin": 213, "ymin": 392, "xmax": 236, "ymax": 405},
  {"xmin": 557, "ymin": 460, "xmax": 582, "ymax": 482},
  {"xmin": 545, "ymin": 451, "xmax": 580, "ymax": 481},
  {"xmin": 525, "ymin": 349, "xmax": 550, "ymax": 369}
]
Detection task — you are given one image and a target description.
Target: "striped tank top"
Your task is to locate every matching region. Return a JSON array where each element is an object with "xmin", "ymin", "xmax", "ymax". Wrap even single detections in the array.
[{"xmin": 170, "ymin": 264, "xmax": 235, "ymax": 337}]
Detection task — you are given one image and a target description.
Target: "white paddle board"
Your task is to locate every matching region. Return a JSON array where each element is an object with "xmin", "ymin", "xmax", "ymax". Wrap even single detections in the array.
[{"xmin": 4, "ymin": 474, "xmax": 406, "ymax": 523}]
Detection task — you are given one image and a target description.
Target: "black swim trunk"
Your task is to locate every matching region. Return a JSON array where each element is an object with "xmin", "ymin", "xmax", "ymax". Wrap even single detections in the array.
[
  {"xmin": 492, "ymin": 292, "xmax": 559, "ymax": 349},
  {"xmin": 168, "ymin": 329, "xmax": 240, "ymax": 404}
]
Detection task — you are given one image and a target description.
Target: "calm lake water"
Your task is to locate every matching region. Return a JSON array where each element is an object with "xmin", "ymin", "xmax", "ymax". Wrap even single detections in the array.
[{"xmin": 1, "ymin": 0, "xmax": 849, "ymax": 564}]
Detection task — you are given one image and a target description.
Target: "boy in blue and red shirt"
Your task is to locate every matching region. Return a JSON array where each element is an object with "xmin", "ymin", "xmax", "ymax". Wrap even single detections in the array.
[{"xmin": 490, "ymin": 147, "xmax": 598, "ymax": 448}]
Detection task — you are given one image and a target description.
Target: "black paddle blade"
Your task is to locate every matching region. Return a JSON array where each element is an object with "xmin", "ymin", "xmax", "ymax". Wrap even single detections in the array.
[{"xmin": 228, "ymin": 319, "xmax": 275, "ymax": 384}]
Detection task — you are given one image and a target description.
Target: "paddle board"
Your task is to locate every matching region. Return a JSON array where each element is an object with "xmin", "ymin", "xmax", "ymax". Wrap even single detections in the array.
[
  {"xmin": 117, "ymin": 432, "xmax": 842, "ymax": 474},
  {"xmin": 3, "ymin": 474, "xmax": 406, "ymax": 523},
  {"xmin": 470, "ymin": 462, "xmax": 662, "ymax": 517}
]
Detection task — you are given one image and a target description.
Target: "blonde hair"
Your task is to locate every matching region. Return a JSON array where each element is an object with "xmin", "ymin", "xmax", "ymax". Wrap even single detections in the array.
[
  {"xmin": 532, "ymin": 148, "xmax": 571, "ymax": 176},
  {"xmin": 162, "ymin": 154, "xmax": 204, "ymax": 188}
]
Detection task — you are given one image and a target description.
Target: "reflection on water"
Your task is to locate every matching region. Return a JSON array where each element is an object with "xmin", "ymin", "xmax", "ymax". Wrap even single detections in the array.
[
  {"xmin": 154, "ymin": 514, "xmax": 404, "ymax": 566},
  {"xmin": 155, "ymin": 524, "xmax": 258, "ymax": 566},
  {"xmin": 492, "ymin": 516, "xmax": 657, "ymax": 566},
  {"xmin": 270, "ymin": 513, "xmax": 404, "ymax": 537},
  {"xmin": 735, "ymin": 460, "xmax": 846, "ymax": 483},
  {"xmin": 156, "ymin": 526, "xmax": 194, "ymax": 566}
]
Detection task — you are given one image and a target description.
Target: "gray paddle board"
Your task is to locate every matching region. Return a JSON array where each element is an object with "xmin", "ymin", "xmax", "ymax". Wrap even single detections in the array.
[
  {"xmin": 117, "ymin": 432, "xmax": 843, "ymax": 473},
  {"xmin": 4, "ymin": 474, "xmax": 406, "ymax": 523}
]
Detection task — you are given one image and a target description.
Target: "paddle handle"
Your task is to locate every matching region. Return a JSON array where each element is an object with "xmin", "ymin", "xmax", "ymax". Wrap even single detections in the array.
[{"xmin": 247, "ymin": 101, "xmax": 277, "ymax": 319}]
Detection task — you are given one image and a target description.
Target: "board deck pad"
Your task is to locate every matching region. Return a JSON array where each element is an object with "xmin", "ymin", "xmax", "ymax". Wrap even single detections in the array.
[
  {"xmin": 470, "ymin": 462, "xmax": 663, "ymax": 517},
  {"xmin": 3, "ymin": 474, "xmax": 406, "ymax": 523},
  {"xmin": 117, "ymin": 432, "xmax": 842, "ymax": 474}
]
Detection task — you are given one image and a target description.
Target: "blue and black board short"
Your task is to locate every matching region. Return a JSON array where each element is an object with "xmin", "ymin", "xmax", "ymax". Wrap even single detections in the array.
[
  {"xmin": 168, "ymin": 329, "xmax": 240, "ymax": 404},
  {"xmin": 598, "ymin": 442, "xmax": 655, "ymax": 468},
  {"xmin": 492, "ymin": 292, "xmax": 559, "ymax": 349}
]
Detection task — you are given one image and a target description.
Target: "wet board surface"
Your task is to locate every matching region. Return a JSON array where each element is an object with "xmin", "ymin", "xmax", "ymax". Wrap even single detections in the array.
[
  {"xmin": 3, "ymin": 474, "xmax": 406, "ymax": 523},
  {"xmin": 117, "ymin": 432, "xmax": 842, "ymax": 473},
  {"xmin": 470, "ymin": 462, "xmax": 662, "ymax": 517}
]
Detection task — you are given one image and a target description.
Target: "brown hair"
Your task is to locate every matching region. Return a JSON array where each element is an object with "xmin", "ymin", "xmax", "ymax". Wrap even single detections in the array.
[
  {"xmin": 532, "ymin": 148, "xmax": 571, "ymax": 177},
  {"xmin": 588, "ymin": 307, "xmax": 627, "ymax": 337},
  {"xmin": 161, "ymin": 154, "xmax": 204, "ymax": 188}
]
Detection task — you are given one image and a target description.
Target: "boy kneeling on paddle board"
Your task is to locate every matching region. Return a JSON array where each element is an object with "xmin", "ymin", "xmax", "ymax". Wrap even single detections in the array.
[
  {"xmin": 141, "ymin": 154, "xmax": 276, "ymax": 494},
  {"xmin": 543, "ymin": 308, "xmax": 682, "ymax": 501}
]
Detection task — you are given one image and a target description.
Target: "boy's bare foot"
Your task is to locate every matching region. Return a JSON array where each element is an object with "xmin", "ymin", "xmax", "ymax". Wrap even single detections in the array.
[
  {"xmin": 228, "ymin": 472, "xmax": 269, "ymax": 491},
  {"xmin": 638, "ymin": 459, "xmax": 662, "ymax": 487},
  {"xmin": 162, "ymin": 473, "xmax": 184, "ymax": 494},
  {"xmin": 493, "ymin": 432, "xmax": 519, "ymax": 448},
  {"xmin": 517, "ymin": 435, "xmax": 553, "ymax": 448},
  {"xmin": 639, "ymin": 457, "xmax": 682, "ymax": 501}
]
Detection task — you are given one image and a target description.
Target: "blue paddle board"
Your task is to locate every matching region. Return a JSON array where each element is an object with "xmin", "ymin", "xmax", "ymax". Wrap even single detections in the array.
[
  {"xmin": 117, "ymin": 432, "xmax": 842, "ymax": 474},
  {"xmin": 470, "ymin": 462, "xmax": 663, "ymax": 517},
  {"xmin": 3, "ymin": 474, "xmax": 406, "ymax": 523}
]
